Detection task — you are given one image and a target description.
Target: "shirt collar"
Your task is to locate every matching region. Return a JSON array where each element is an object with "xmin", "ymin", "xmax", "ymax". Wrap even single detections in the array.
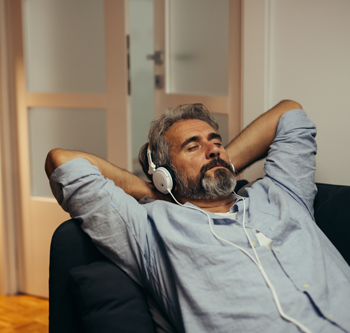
[{"xmin": 183, "ymin": 192, "xmax": 242, "ymax": 219}]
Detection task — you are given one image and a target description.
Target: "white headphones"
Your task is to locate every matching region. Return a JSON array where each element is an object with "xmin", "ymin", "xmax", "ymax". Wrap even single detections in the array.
[{"xmin": 147, "ymin": 147, "xmax": 174, "ymax": 194}]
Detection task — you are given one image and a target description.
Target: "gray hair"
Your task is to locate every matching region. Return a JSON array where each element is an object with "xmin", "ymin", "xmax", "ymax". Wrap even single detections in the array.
[{"xmin": 138, "ymin": 103, "xmax": 219, "ymax": 182}]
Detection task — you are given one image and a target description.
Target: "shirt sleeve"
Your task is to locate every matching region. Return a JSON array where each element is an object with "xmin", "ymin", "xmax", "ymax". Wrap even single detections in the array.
[
  {"xmin": 50, "ymin": 158, "xmax": 153, "ymax": 285},
  {"xmin": 264, "ymin": 109, "xmax": 317, "ymax": 216}
]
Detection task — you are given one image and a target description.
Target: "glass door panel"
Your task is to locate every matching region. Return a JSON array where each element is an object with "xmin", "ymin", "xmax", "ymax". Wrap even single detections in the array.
[
  {"xmin": 166, "ymin": 0, "xmax": 229, "ymax": 96},
  {"xmin": 22, "ymin": 0, "xmax": 106, "ymax": 93},
  {"xmin": 28, "ymin": 107, "xmax": 107, "ymax": 197}
]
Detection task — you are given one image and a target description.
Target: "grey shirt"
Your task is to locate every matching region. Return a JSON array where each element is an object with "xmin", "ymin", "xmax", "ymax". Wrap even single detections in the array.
[{"xmin": 50, "ymin": 109, "xmax": 350, "ymax": 333}]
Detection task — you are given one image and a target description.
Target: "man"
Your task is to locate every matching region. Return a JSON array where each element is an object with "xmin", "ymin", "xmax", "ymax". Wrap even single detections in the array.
[{"xmin": 46, "ymin": 101, "xmax": 350, "ymax": 333}]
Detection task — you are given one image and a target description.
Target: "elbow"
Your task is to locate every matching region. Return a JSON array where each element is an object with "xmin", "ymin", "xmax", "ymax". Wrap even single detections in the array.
[
  {"xmin": 279, "ymin": 99, "xmax": 303, "ymax": 111},
  {"xmin": 45, "ymin": 148, "xmax": 63, "ymax": 179}
]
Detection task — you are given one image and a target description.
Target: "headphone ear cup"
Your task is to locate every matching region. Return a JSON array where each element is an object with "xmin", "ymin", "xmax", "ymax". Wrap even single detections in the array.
[{"xmin": 153, "ymin": 167, "xmax": 173, "ymax": 194}]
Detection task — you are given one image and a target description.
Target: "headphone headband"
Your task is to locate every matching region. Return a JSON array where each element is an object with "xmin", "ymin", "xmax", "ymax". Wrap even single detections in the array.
[{"xmin": 147, "ymin": 147, "xmax": 157, "ymax": 175}]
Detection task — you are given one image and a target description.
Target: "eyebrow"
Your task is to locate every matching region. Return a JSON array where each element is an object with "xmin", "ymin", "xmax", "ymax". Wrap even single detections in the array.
[{"xmin": 180, "ymin": 132, "xmax": 222, "ymax": 149}]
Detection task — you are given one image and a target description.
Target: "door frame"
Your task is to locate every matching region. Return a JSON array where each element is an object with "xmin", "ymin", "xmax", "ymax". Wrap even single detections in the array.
[{"xmin": 0, "ymin": 0, "xmax": 21, "ymax": 294}]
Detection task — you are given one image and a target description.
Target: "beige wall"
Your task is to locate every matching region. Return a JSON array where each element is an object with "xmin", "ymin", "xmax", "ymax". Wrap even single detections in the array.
[{"xmin": 242, "ymin": 0, "xmax": 350, "ymax": 186}]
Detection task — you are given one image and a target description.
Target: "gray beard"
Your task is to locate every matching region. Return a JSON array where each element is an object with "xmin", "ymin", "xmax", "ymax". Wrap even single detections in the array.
[{"xmin": 172, "ymin": 160, "xmax": 237, "ymax": 200}]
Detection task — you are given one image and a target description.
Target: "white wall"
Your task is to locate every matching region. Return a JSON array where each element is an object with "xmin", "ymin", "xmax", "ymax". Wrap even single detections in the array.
[{"xmin": 243, "ymin": 0, "xmax": 350, "ymax": 186}]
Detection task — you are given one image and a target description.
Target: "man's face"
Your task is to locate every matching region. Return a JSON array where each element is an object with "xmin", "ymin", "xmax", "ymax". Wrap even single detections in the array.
[{"xmin": 164, "ymin": 119, "xmax": 236, "ymax": 199}]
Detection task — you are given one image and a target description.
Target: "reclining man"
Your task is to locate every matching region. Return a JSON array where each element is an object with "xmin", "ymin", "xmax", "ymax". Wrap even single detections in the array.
[{"xmin": 46, "ymin": 100, "xmax": 350, "ymax": 333}]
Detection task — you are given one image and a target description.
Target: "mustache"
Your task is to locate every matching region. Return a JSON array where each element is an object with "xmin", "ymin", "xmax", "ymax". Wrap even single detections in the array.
[{"xmin": 200, "ymin": 158, "xmax": 233, "ymax": 175}]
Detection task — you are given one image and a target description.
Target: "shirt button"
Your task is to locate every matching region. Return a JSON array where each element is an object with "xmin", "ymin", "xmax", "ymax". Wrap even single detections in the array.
[
  {"xmin": 303, "ymin": 284, "xmax": 309, "ymax": 289},
  {"xmin": 328, "ymin": 314, "xmax": 334, "ymax": 320},
  {"xmin": 251, "ymin": 241, "xmax": 257, "ymax": 248},
  {"xmin": 275, "ymin": 247, "xmax": 280, "ymax": 253},
  {"xmin": 234, "ymin": 225, "xmax": 239, "ymax": 228}
]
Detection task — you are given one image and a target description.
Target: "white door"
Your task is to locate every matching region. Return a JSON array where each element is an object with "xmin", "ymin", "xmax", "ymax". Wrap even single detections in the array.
[
  {"xmin": 152, "ymin": 0, "xmax": 242, "ymax": 145},
  {"xmin": 8, "ymin": 0, "xmax": 129, "ymax": 298}
]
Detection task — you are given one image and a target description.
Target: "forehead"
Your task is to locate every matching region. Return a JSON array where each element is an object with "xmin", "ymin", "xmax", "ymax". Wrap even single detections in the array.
[{"xmin": 164, "ymin": 119, "xmax": 217, "ymax": 146}]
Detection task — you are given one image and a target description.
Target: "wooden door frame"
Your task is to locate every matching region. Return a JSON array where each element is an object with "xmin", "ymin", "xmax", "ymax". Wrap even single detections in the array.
[{"xmin": 0, "ymin": 0, "xmax": 22, "ymax": 294}]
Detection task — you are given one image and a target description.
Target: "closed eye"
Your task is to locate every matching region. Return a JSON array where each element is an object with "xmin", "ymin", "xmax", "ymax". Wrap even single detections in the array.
[{"xmin": 208, "ymin": 133, "xmax": 223, "ymax": 146}]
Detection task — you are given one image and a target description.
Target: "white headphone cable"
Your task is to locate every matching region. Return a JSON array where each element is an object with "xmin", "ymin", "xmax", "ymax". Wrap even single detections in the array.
[
  {"xmin": 235, "ymin": 192, "xmax": 313, "ymax": 333},
  {"xmin": 168, "ymin": 190, "xmax": 313, "ymax": 333}
]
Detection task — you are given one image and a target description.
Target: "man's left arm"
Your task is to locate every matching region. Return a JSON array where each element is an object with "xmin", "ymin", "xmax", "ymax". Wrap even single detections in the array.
[
  {"xmin": 226, "ymin": 99, "xmax": 317, "ymax": 213},
  {"xmin": 225, "ymin": 99, "xmax": 303, "ymax": 174}
]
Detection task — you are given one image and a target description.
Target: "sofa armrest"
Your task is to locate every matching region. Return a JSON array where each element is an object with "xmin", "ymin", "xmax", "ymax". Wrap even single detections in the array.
[
  {"xmin": 49, "ymin": 219, "xmax": 158, "ymax": 333},
  {"xmin": 314, "ymin": 183, "xmax": 350, "ymax": 265}
]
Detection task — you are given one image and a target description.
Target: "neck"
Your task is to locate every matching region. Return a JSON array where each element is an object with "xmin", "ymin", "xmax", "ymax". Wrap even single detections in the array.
[{"xmin": 174, "ymin": 193, "xmax": 235, "ymax": 213}]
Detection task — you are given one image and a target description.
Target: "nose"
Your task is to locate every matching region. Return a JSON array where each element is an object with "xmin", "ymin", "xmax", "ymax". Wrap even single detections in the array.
[{"xmin": 206, "ymin": 142, "xmax": 220, "ymax": 159}]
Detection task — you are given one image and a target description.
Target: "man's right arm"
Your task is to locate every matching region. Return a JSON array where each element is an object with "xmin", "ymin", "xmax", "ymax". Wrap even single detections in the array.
[{"xmin": 45, "ymin": 148, "xmax": 167, "ymax": 201}]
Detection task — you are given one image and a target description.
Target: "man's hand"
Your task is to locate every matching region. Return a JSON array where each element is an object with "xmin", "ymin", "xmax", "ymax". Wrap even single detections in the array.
[
  {"xmin": 226, "ymin": 99, "xmax": 302, "ymax": 174},
  {"xmin": 45, "ymin": 149, "xmax": 170, "ymax": 202}
]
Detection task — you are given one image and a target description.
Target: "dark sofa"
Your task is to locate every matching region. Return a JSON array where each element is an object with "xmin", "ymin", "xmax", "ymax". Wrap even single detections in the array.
[{"xmin": 49, "ymin": 181, "xmax": 350, "ymax": 333}]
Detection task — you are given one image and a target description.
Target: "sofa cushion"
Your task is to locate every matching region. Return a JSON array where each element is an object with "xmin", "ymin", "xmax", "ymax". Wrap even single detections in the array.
[
  {"xmin": 69, "ymin": 259, "xmax": 156, "ymax": 333},
  {"xmin": 49, "ymin": 219, "xmax": 105, "ymax": 333}
]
